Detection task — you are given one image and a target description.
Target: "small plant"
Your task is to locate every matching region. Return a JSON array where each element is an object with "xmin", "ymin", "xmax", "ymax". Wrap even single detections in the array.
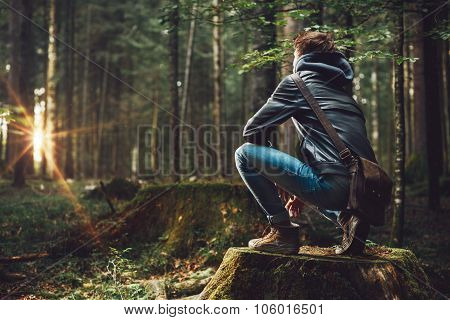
[{"xmin": 73, "ymin": 247, "xmax": 150, "ymax": 300}]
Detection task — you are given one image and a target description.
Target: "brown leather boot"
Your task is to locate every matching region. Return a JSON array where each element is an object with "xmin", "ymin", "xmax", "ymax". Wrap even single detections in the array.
[
  {"xmin": 335, "ymin": 211, "xmax": 370, "ymax": 255},
  {"xmin": 248, "ymin": 222, "xmax": 300, "ymax": 255}
]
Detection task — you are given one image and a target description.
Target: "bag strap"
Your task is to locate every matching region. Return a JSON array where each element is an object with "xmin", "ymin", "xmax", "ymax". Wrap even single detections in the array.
[{"xmin": 290, "ymin": 72, "xmax": 354, "ymax": 166}]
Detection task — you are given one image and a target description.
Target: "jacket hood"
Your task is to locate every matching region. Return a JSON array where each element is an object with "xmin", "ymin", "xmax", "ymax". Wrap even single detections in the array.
[{"xmin": 294, "ymin": 51, "xmax": 353, "ymax": 87}]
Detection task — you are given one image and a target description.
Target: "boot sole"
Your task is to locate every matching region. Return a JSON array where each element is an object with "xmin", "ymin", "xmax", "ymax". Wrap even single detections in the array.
[{"xmin": 249, "ymin": 242, "xmax": 299, "ymax": 255}]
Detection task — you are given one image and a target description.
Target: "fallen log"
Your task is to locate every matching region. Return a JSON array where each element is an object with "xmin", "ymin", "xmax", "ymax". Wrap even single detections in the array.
[{"xmin": 0, "ymin": 252, "xmax": 49, "ymax": 264}]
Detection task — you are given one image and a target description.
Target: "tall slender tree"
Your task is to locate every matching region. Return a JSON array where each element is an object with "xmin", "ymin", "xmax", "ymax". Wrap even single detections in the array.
[
  {"xmin": 402, "ymin": 19, "xmax": 412, "ymax": 160},
  {"xmin": 442, "ymin": 36, "xmax": 450, "ymax": 176},
  {"xmin": 370, "ymin": 61, "xmax": 381, "ymax": 161},
  {"xmin": 391, "ymin": 1, "xmax": 405, "ymax": 246},
  {"xmin": 423, "ymin": 0, "xmax": 445, "ymax": 210},
  {"xmin": 240, "ymin": 32, "xmax": 249, "ymax": 125},
  {"xmin": 150, "ymin": 73, "xmax": 160, "ymax": 173},
  {"xmin": 94, "ymin": 53, "xmax": 109, "ymax": 179},
  {"xmin": 250, "ymin": 0, "xmax": 277, "ymax": 146},
  {"xmin": 180, "ymin": 1, "xmax": 198, "ymax": 125},
  {"xmin": 279, "ymin": 4, "xmax": 302, "ymax": 154},
  {"xmin": 79, "ymin": 4, "xmax": 91, "ymax": 179},
  {"xmin": 250, "ymin": 0, "xmax": 277, "ymax": 114},
  {"xmin": 411, "ymin": 2, "xmax": 427, "ymax": 160},
  {"xmin": 212, "ymin": 0, "xmax": 223, "ymax": 175},
  {"xmin": 7, "ymin": 0, "xmax": 22, "ymax": 186},
  {"xmin": 64, "ymin": 0, "xmax": 75, "ymax": 178},
  {"xmin": 11, "ymin": 0, "xmax": 35, "ymax": 187},
  {"xmin": 168, "ymin": 0, "xmax": 180, "ymax": 180},
  {"xmin": 45, "ymin": 0, "xmax": 57, "ymax": 178},
  {"xmin": 437, "ymin": 2, "xmax": 449, "ymax": 177}
]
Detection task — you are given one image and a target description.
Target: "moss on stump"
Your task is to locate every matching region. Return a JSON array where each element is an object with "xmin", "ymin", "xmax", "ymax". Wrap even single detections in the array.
[{"xmin": 200, "ymin": 246, "xmax": 437, "ymax": 299}]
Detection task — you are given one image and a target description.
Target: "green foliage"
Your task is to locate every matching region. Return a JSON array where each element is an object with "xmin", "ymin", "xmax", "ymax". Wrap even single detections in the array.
[
  {"xmin": 239, "ymin": 40, "xmax": 290, "ymax": 73},
  {"xmin": 68, "ymin": 248, "xmax": 152, "ymax": 300},
  {"xmin": 350, "ymin": 51, "xmax": 419, "ymax": 64},
  {"xmin": 235, "ymin": 0, "xmax": 418, "ymax": 73},
  {"xmin": 430, "ymin": 21, "xmax": 450, "ymax": 40},
  {"xmin": 287, "ymin": 9, "xmax": 317, "ymax": 20},
  {"xmin": 97, "ymin": 247, "xmax": 147, "ymax": 299}
]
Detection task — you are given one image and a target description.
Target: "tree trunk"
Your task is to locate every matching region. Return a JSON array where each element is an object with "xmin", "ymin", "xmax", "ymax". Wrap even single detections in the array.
[
  {"xmin": 310, "ymin": 1, "xmax": 324, "ymax": 25},
  {"xmin": 442, "ymin": 37, "xmax": 449, "ymax": 176},
  {"xmin": 240, "ymin": 31, "xmax": 249, "ymax": 125},
  {"xmin": 212, "ymin": 0, "xmax": 223, "ymax": 176},
  {"xmin": 281, "ymin": 4, "xmax": 302, "ymax": 76},
  {"xmin": 403, "ymin": 36, "xmax": 413, "ymax": 160},
  {"xmin": 391, "ymin": 2, "xmax": 405, "ymax": 247},
  {"xmin": 0, "ymin": 117, "xmax": 3, "ymax": 162},
  {"xmin": 386, "ymin": 68, "xmax": 394, "ymax": 176},
  {"xmin": 45, "ymin": 0, "xmax": 57, "ymax": 178},
  {"xmin": 22, "ymin": 0, "xmax": 35, "ymax": 177},
  {"xmin": 7, "ymin": 0, "xmax": 22, "ymax": 186},
  {"xmin": 423, "ymin": 0, "xmax": 445, "ymax": 210},
  {"xmin": 64, "ymin": 0, "xmax": 75, "ymax": 178},
  {"xmin": 180, "ymin": 1, "xmax": 198, "ymax": 125},
  {"xmin": 370, "ymin": 61, "xmax": 380, "ymax": 161},
  {"xmin": 150, "ymin": 82, "xmax": 160, "ymax": 173},
  {"xmin": 112, "ymin": 67, "xmax": 125, "ymax": 177},
  {"xmin": 279, "ymin": 4, "xmax": 302, "ymax": 154},
  {"xmin": 93, "ymin": 54, "xmax": 109, "ymax": 179},
  {"xmin": 168, "ymin": 0, "xmax": 180, "ymax": 180},
  {"xmin": 437, "ymin": 4, "xmax": 449, "ymax": 176},
  {"xmin": 12, "ymin": 0, "xmax": 35, "ymax": 187},
  {"xmin": 179, "ymin": 1, "xmax": 198, "ymax": 176},
  {"xmin": 251, "ymin": 0, "xmax": 277, "ymax": 114},
  {"xmin": 411, "ymin": 2, "xmax": 427, "ymax": 160},
  {"xmin": 250, "ymin": 0, "xmax": 277, "ymax": 145},
  {"xmin": 79, "ymin": 4, "xmax": 91, "ymax": 179},
  {"xmin": 447, "ymin": 34, "xmax": 450, "ymax": 176}
]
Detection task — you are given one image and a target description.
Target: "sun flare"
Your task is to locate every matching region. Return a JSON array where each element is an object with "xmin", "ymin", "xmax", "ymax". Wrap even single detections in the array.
[
  {"xmin": 33, "ymin": 99, "xmax": 46, "ymax": 163},
  {"xmin": 33, "ymin": 129, "xmax": 44, "ymax": 162}
]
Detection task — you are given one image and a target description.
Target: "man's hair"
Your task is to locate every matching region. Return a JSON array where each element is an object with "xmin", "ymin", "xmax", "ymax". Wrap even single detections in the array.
[{"xmin": 293, "ymin": 31, "xmax": 336, "ymax": 56}]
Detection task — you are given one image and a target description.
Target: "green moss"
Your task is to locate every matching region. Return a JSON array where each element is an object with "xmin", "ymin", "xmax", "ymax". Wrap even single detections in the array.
[{"xmin": 200, "ymin": 247, "xmax": 436, "ymax": 299}]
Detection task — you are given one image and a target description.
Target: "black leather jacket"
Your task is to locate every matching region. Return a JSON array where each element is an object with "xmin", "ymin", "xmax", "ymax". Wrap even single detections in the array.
[{"xmin": 243, "ymin": 51, "xmax": 376, "ymax": 176}]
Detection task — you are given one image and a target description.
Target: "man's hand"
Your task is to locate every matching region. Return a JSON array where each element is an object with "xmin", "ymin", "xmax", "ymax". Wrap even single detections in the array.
[{"xmin": 285, "ymin": 196, "xmax": 305, "ymax": 218}]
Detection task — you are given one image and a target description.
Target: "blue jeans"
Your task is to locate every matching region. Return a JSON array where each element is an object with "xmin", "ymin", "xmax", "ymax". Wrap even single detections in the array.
[{"xmin": 235, "ymin": 143, "xmax": 349, "ymax": 224}]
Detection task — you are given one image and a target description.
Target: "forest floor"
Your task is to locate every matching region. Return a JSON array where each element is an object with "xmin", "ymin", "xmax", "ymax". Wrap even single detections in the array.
[{"xmin": 0, "ymin": 178, "xmax": 449, "ymax": 299}]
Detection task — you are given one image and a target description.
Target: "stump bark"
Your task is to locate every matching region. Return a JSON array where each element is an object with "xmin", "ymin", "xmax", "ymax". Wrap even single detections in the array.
[{"xmin": 200, "ymin": 247, "xmax": 437, "ymax": 299}]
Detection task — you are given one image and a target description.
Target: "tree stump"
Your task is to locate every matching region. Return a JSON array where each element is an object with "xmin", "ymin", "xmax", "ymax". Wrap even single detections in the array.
[{"xmin": 200, "ymin": 246, "xmax": 437, "ymax": 299}]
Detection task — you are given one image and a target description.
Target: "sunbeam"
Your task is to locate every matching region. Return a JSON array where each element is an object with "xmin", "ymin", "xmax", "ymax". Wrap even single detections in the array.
[{"xmin": 1, "ymin": 82, "xmax": 100, "ymax": 244}]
